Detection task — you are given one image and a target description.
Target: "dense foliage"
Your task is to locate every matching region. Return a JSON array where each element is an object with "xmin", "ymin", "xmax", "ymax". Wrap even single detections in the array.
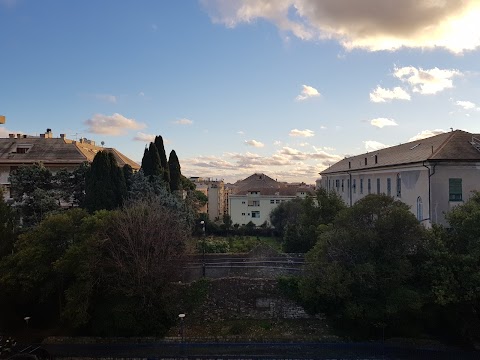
[{"xmin": 270, "ymin": 188, "xmax": 346, "ymax": 252}]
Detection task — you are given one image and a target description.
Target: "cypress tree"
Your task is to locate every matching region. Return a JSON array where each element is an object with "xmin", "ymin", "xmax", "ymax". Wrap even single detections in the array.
[
  {"xmin": 85, "ymin": 151, "xmax": 126, "ymax": 212},
  {"xmin": 154, "ymin": 135, "xmax": 170, "ymax": 185},
  {"xmin": 141, "ymin": 147, "xmax": 152, "ymax": 176},
  {"xmin": 149, "ymin": 142, "xmax": 162, "ymax": 177},
  {"xmin": 168, "ymin": 150, "xmax": 182, "ymax": 191}
]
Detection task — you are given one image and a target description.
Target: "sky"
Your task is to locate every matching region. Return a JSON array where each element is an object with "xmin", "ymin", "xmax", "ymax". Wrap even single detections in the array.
[{"xmin": 1, "ymin": 0, "xmax": 480, "ymax": 184}]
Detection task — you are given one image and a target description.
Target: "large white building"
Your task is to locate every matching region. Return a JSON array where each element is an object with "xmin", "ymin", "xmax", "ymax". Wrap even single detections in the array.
[
  {"xmin": 228, "ymin": 173, "xmax": 314, "ymax": 226},
  {"xmin": 319, "ymin": 130, "xmax": 480, "ymax": 227}
]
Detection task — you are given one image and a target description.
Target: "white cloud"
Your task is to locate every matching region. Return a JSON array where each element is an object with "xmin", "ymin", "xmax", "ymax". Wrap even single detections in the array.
[
  {"xmin": 273, "ymin": 140, "xmax": 282, "ymax": 146},
  {"xmin": 369, "ymin": 86, "xmax": 410, "ymax": 103},
  {"xmin": 394, "ymin": 66, "xmax": 462, "ymax": 95},
  {"xmin": 364, "ymin": 140, "xmax": 388, "ymax": 151},
  {"xmin": 409, "ymin": 129, "xmax": 447, "ymax": 142},
  {"xmin": 202, "ymin": 0, "xmax": 480, "ymax": 54},
  {"xmin": 370, "ymin": 117, "xmax": 398, "ymax": 128},
  {"xmin": 455, "ymin": 100, "xmax": 477, "ymax": 110},
  {"xmin": 133, "ymin": 132, "xmax": 155, "ymax": 142},
  {"xmin": 85, "ymin": 113, "xmax": 145, "ymax": 135},
  {"xmin": 181, "ymin": 145, "xmax": 342, "ymax": 183},
  {"xmin": 94, "ymin": 94, "xmax": 117, "ymax": 104},
  {"xmin": 295, "ymin": 85, "xmax": 320, "ymax": 101},
  {"xmin": 138, "ymin": 91, "xmax": 145, "ymax": 97},
  {"xmin": 289, "ymin": 128, "xmax": 315, "ymax": 137},
  {"xmin": 244, "ymin": 139, "xmax": 265, "ymax": 147},
  {"xmin": 0, "ymin": 127, "xmax": 22, "ymax": 138},
  {"xmin": 299, "ymin": 142, "xmax": 309, "ymax": 147},
  {"xmin": 173, "ymin": 118, "xmax": 193, "ymax": 125},
  {"xmin": 237, "ymin": 130, "xmax": 245, "ymax": 135}
]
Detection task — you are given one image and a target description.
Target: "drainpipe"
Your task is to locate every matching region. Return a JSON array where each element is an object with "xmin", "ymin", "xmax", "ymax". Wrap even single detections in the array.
[{"xmin": 422, "ymin": 161, "xmax": 437, "ymax": 224}]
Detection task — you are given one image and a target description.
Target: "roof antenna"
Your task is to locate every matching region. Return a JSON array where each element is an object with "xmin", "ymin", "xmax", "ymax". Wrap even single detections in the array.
[{"xmin": 450, "ymin": 127, "xmax": 454, "ymax": 132}]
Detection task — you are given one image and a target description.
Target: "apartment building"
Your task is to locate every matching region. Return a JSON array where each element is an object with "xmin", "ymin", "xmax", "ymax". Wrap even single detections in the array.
[
  {"xmin": 228, "ymin": 173, "xmax": 314, "ymax": 226},
  {"xmin": 0, "ymin": 129, "xmax": 139, "ymax": 199}
]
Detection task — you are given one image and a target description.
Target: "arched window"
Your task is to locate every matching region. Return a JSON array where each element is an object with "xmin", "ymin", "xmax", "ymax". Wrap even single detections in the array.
[{"xmin": 417, "ymin": 196, "xmax": 423, "ymax": 221}]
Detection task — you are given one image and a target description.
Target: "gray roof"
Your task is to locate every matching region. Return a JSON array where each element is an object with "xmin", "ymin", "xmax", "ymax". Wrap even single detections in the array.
[
  {"xmin": 231, "ymin": 173, "xmax": 314, "ymax": 196},
  {"xmin": 0, "ymin": 136, "xmax": 140, "ymax": 170},
  {"xmin": 321, "ymin": 130, "xmax": 480, "ymax": 175}
]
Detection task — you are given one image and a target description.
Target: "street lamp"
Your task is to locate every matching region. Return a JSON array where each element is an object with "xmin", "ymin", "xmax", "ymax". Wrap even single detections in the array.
[
  {"xmin": 178, "ymin": 313, "xmax": 186, "ymax": 343},
  {"xmin": 200, "ymin": 220, "xmax": 206, "ymax": 277}
]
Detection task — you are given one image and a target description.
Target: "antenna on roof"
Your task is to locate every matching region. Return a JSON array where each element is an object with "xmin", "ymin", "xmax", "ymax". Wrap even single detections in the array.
[
  {"xmin": 450, "ymin": 128, "xmax": 454, "ymax": 132},
  {"xmin": 101, "ymin": 141, "xmax": 105, "ymax": 147}
]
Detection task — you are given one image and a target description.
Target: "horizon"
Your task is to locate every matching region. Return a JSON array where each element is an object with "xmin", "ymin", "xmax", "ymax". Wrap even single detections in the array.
[{"xmin": 1, "ymin": 0, "xmax": 479, "ymax": 183}]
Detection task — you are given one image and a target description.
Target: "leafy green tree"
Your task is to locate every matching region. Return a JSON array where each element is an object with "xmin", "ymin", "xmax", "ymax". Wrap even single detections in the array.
[
  {"xmin": 421, "ymin": 191, "xmax": 480, "ymax": 344},
  {"xmin": 0, "ymin": 208, "xmax": 91, "ymax": 326},
  {"xmin": 270, "ymin": 198, "xmax": 304, "ymax": 236},
  {"xmin": 300, "ymin": 194, "xmax": 425, "ymax": 338},
  {"xmin": 168, "ymin": 149, "xmax": 182, "ymax": 191},
  {"xmin": 84, "ymin": 151, "xmax": 126, "ymax": 212},
  {"xmin": 0, "ymin": 188, "xmax": 17, "ymax": 259},
  {"xmin": 181, "ymin": 175, "xmax": 196, "ymax": 191},
  {"xmin": 9, "ymin": 163, "xmax": 61, "ymax": 226}
]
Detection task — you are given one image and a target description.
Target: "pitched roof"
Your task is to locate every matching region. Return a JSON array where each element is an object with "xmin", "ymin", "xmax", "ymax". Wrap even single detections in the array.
[
  {"xmin": 0, "ymin": 136, "xmax": 140, "ymax": 170},
  {"xmin": 321, "ymin": 130, "xmax": 480, "ymax": 175},
  {"xmin": 231, "ymin": 173, "xmax": 314, "ymax": 196}
]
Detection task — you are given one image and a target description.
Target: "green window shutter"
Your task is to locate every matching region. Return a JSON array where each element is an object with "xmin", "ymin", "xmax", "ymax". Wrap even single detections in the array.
[{"xmin": 449, "ymin": 178, "xmax": 462, "ymax": 201}]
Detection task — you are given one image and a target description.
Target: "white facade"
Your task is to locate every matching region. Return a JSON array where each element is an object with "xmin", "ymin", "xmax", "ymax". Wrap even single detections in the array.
[
  {"xmin": 229, "ymin": 190, "xmax": 309, "ymax": 227},
  {"xmin": 320, "ymin": 131, "xmax": 480, "ymax": 227}
]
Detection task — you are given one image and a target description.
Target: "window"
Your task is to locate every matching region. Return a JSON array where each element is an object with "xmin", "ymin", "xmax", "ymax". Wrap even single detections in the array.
[
  {"xmin": 417, "ymin": 197, "xmax": 423, "ymax": 221},
  {"xmin": 270, "ymin": 199, "xmax": 274, "ymax": 204},
  {"xmin": 276, "ymin": 199, "xmax": 281, "ymax": 204},
  {"xmin": 368, "ymin": 179, "xmax": 371, "ymax": 194},
  {"xmin": 449, "ymin": 178, "xmax": 463, "ymax": 201},
  {"xmin": 16, "ymin": 147, "xmax": 29, "ymax": 154},
  {"xmin": 387, "ymin": 178, "xmax": 391, "ymax": 196},
  {"xmin": 374, "ymin": 155, "xmax": 378, "ymax": 164},
  {"xmin": 335, "ymin": 179, "xmax": 340, "ymax": 190},
  {"xmin": 348, "ymin": 161, "xmax": 351, "ymax": 169},
  {"xmin": 376, "ymin": 178, "xmax": 380, "ymax": 194},
  {"xmin": 364, "ymin": 157, "xmax": 367, "ymax": 165},
  {"xmin": 242, "ymin": 201, "xmax": 245, "ymax": 204},
  {"xmin": 341, "ymin": 179, "xmax": 344, "ymax": 192},
  {"xmin": 360, "ymin": 179, "xmax": 364, "ymax": 194},
  {"xmin": 353, "ymin": 179, "xmax": 356, "ymax": 194},
  {"xmin": 241, "ymin": 212, "xmax": 245, "ymax": 216},
  {"xmin": 252, "ymin": 211, "xmax": 260, "ymax": 218},
  {"xmin": 396, "ymin": 174, "xmax": 401, "ymax": 197},
  {"xmin": 328, "ymin": 179, "xmax": 331, "ymax": 190}
]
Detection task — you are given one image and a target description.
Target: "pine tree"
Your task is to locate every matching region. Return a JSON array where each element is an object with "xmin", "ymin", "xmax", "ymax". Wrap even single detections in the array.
[
  {"xmin": 168, "ymin": 150, "xmax": 182, "ymax": 191},
  {"xmin": 154, "ymin": 135, "xmax": 170, "ymax": 185}
]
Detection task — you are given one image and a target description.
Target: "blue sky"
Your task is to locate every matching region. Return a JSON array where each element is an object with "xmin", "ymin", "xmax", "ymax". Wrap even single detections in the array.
[{"xmin": 1, "ymin": 0, "xmax": 480, "ymax": 183}]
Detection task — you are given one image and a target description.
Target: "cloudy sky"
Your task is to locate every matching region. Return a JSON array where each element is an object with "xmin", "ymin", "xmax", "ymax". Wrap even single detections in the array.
[{"xmin": 1, "ymin": 0, "xmax": 479, "ymax": 183}]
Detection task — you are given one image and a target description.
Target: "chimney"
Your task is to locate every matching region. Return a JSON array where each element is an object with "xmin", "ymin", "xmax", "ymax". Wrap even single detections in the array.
[
  {"xmin": 60, "ymin": 134, "xmax": 66, "ymax": 139},
  {"xmin": 17, "ymin": 134, "xmax": 21, "ymax": 139},
  {"xmin": 40, "ymin": 134, "xmax": 45, "ymax": 138},
  {"xmin": 9, "ymin": 134, "xmax": 15, "ymax": 138}
]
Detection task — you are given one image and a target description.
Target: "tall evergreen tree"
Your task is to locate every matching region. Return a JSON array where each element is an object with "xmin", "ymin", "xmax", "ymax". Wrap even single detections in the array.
[
  {"xmin": 141, "ymin": 147, "xmax": 152, "ymax": 176},
  {"xmin": 168, "ymin": 150, "xmax": 182, "ymax": 191},
  {"xmin": 149, "ymin": 143, "xmax": 162, "ymax": 177},
  {"xmin": 154, "ymin": 135, "xmax": 170, "ymax": 185},
  {"xmin": 84, "ymin": 151, "xmax": 126, "ymax": 212}
]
